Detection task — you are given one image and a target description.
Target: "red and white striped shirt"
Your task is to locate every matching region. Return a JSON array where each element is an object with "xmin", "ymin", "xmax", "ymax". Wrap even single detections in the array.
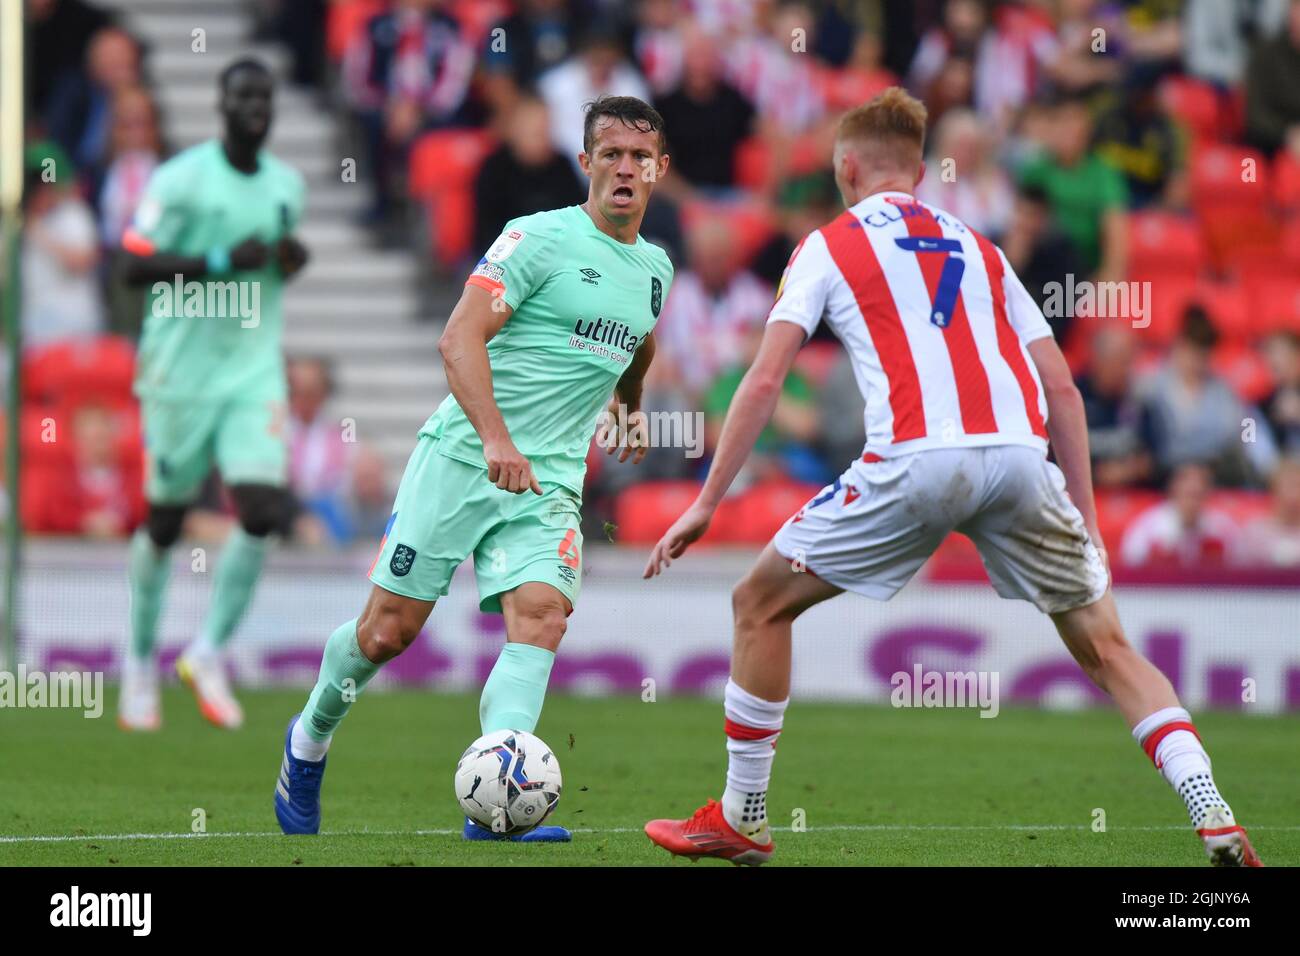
[{"xmin": 767, "ymin": 191, "xmax": 1052, "ymax": 458}]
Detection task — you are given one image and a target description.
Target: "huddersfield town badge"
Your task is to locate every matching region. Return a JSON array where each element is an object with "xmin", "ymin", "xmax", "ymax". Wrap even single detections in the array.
[
  {"xmin": 650, "ymin": 276, "xmax": 662, "ymax": 317},
  {"xmin": 390, "ymin": 544, "xmax": 416, "ymax": 576}
]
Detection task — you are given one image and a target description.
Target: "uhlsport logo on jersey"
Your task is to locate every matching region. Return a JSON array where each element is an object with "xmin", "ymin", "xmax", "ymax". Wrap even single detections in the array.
[{"xmin": 390, "ymin": 544, "xmax": 417, "ymax": 577}]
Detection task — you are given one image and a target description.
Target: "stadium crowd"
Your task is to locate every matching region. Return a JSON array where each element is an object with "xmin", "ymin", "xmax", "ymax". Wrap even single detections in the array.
[{"xmin": 12, "ymin": 0, "xmax": 1300, "ymax": 572}]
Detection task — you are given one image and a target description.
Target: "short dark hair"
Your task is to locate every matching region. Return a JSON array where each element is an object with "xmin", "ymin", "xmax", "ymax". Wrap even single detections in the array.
[
  {"xmin": 582, "ymin": 95, "xmax": 666, "ymax": 156},
  {"xmin": 219, "ymin": 56, "xmax": 272, "ymax": 93},
  {"xmin": 1179, "ymin": 304, "xmax": 1219, "ymax": 350}
]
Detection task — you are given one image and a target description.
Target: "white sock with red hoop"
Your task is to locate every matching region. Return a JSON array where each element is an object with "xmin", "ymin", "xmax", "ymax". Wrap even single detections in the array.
[
  {"xmin": 720, "ymin": 679, "xmax": 786, "ymax": 840},
  {"xmin": 1132, "ymin": 706, "xmax": 1234, "ymax": 830}
]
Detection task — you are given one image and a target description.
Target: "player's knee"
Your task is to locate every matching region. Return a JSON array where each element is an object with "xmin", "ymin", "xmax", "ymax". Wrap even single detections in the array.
[
  {"xmin": 731, "ymin": 572, "xmax": 787, "ymax": 631},
  {"xmin": 513, "ymin": 600, "xmax": 568, "ymax": 651},
  {"xmin": 230, "ymin": 484, "xmax": 287, "ymax": 538},
  {"xmin": 145, "ymin": 504, "xmax": 187, "ymax": 549},
  {"xmin": 357, "ymin": 606, "xmax": 422, "ymax": 662}
]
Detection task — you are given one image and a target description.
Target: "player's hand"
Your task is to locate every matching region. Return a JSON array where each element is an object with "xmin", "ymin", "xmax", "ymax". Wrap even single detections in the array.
[
  {"xmin": 230, "ymin": 237, "xmax": 269, "ymax": 271},
  {"xmin": 276, "ymin": 236, "xmax": 309, "ymax": 278},
  {"xmin": 484, "ymin": 438, "xmax": 542, "ymax": 495},
  {"xmin": 1087, "ymin": 523, "xmax": 1112, "ymax": 585},
  {"xmin": 603, "ymin": 399, "xmax": 649, "ymax": 465},
  {"xmin": 643, "ymin": 500, "xmax": 713, "ymax": 578}
]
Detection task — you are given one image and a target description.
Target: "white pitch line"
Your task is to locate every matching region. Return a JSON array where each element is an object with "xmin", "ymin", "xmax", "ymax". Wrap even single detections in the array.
[{"xmin": 3, "ymin": 824, "xmax": 1299, "ymax": 846}]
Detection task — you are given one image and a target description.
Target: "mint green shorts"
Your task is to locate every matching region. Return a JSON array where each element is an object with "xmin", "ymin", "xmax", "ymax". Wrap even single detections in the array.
[
  {"xmin": 368, "ymin": 436, "xmax": 583, "ymax": 613},
  {"xmin": 141, "ymin": 395, "xmax": 287, "ymax": 503}
]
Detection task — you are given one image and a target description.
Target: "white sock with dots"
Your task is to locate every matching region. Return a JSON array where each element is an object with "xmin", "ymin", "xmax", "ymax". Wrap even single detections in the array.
[
  {"xmin": 1132, "ymin": 707, "xmax": 1232, "ymax": 829},
  {"xmin": 720, "ymin": 679, "xmax": 785, "ymax": 841}
]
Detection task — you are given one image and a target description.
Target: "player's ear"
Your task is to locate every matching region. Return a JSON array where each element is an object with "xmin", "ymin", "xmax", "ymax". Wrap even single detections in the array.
[{"xmin": 577, "ymin": 151, "xmax": 592, "ymax": 177}]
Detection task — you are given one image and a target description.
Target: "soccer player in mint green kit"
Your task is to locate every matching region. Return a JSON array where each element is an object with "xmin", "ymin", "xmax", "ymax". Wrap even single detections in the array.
[
  {"xmin": 275, "ymin": 96, "xmax": 673, "ymax": 842},
  {"xmin": 117, "ymin": 59, "xmax": 309, "ymax": 732}
]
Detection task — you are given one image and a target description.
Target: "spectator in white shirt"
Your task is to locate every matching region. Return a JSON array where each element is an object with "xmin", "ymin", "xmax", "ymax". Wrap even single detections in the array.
[
  {"xmin": 1121, "ymin": 463, "xmax": 1241, "ymax": 568},
  {"xmin": 538, "ymin": 25, "xmax": 652, "ymax": 177}
]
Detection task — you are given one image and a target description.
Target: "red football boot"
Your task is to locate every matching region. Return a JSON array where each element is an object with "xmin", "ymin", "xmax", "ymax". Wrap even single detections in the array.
[
  {"xmin": 645, "ymin": 799, "xmax": 774, "ymax": 866},
  {"xmin": 1198, "ymin": 808, "xmax": 1264, "ymax": 867}
]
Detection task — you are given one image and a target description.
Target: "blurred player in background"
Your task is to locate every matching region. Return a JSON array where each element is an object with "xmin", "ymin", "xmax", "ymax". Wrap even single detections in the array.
[
  {"xmin": 642, "ymin": 88, "xmax": 1261, "ymax": 868},
  {"xmin": 275, "ymin": 96, "xmax": 672, "ymax": 843},
  {"xmin": 117, "ymin": 58, "xmax": 309, "ymax": 732}
]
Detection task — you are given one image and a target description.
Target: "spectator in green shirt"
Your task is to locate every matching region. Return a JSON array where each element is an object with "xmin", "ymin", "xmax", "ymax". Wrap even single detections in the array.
[
  {"xmin": 703, "ymin": 326, "xmax": 825, "ymax": 485},
  {"xmin": 1018, "ymin": 93, "xmax": 1130, "ymax": 281}
]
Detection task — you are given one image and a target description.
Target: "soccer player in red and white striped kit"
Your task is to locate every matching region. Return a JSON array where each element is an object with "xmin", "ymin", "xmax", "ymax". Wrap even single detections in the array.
[{"xmin": 641, "ymin": 88, "xmax": 1262, "ymax": 867}]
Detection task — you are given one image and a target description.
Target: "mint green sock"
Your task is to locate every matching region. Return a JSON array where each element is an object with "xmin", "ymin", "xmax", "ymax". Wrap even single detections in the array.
[
  {"xmin": 300, "ymin": 619, "xmax": 379, "ymax": 741},
  {"xmin": 128, "ymin": 529, "xmax": 171, "ymax": 661},
  {"xmin": 479, "ymin": 642, "xmax": 556, "ymax": 734},
  {"xmin": 195, "ymin": 527, "xmax": 269, "ymax": 653}
]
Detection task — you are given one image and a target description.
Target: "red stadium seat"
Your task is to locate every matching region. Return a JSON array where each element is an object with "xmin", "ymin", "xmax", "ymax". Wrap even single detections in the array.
[
  {"xmin": 727, "ymin": 480, "xmax": 823, "ymax": 543},
  {"xmin": 1095, "ymin": 489, "xmax": 1162, "ymax": 555},
  {"xmin": 1125, "ymin": 210, "xmax": 1207, "ymax": 280},
  {"xmin": 614, "ymin": 481, "xmax": 739, "ymax": 545},
  {"xmin": 1211, "ymin": 341, "xmax": 1274, "ymax": 402},
  {"xmin": 409, "ymin": 129, "xmax": 495, "ymax": 267},
  {"xmin": 1274, "ymin": 151, "xmax": 1300, "ymax": 212},
  {"xmin": 1249, "ymin": 277, "xmax": 1300, "ymax": 336},
  {"xmin": 326, "ymin": 0, "xmax": 387, "ymax": 63},
  {"xmin": 1157, "ymin": 75, "xmax": 1222, "ymax": 144},
  {"xmin": 22, "ymin": 337, "xmax": 136, "ymax": 408},
  {"xmin": 1189, "ymin": 142, "xmax": 1278, "ymax": 269}
]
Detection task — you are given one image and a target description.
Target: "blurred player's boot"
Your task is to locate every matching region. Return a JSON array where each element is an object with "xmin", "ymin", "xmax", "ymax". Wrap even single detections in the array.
[
  {"xmin": 461, "ymin": 817, "xmax": 572, "ymax": 843},
  {"xmin": 176, "ymin": 651, "xmax": 244, "ymax": 729},
  {"xmin": 1198, "ymin": 808, "xmax": 1264, "ymax": 867},
  {"xmin": 275, "ymin": 714, "xmax": 327, "ymax": 835},
  {"xmin": 645, "ymin": 799, "xmax": 774, "ymax": 865},
  {"xmin": 117, "ymin": 657, "xmax": 160, "ymax": 732}
]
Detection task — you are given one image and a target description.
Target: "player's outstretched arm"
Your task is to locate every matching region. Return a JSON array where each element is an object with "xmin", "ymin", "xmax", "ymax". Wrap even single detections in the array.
[
  {"xmin": 120, "ymin": 236, "xmax": 269, "ymax": 285},
  {"xmin": 643, "ymin": 321, "xmax": 805, "ymax": 578},
  {"xmin": 1027, "ymin": 336, "xmax": 1107, "ymax": 571},
  {"xmin": 438, "ymin": 284, "xmax": 542, "ymax": 495}
]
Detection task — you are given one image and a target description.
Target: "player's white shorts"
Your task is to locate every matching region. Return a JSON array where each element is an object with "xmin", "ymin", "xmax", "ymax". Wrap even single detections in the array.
[{"xmin": 772, "ymin": 444, "xmax": 1109, "ymax": 614}]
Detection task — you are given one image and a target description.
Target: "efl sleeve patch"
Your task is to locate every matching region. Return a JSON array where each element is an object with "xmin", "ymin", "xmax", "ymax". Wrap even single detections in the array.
[{"xmin": 485, "ymin": 228, "xmax": 524, "ymax": 262}]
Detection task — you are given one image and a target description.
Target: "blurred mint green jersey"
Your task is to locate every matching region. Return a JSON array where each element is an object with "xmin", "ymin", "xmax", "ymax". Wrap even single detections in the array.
[
  {"xmin": 127, "ymin": 139, "xmax": 305, "ymax": 402},
  {"xmin": 422, "ymin": 205, "xmax": 674, "ymax": 494}
]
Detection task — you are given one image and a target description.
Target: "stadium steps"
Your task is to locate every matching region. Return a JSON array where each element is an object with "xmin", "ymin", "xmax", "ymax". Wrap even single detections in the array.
[{"xmin": 117, "ymin": 0, "xmax": 447, "ymax": 482}]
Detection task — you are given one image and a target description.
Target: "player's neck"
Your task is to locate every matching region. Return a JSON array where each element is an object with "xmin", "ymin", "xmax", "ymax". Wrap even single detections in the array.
[
  {"xmin": 846, "ymin": 179, "xmax": 915, "ymax": 206},
  {"xmin": 220, "ymin": 137, "xmax": 262, "ymax": 175},
  {"xmin": 579, "ymin": 200, "xmax": 639, "ymax": 245}
]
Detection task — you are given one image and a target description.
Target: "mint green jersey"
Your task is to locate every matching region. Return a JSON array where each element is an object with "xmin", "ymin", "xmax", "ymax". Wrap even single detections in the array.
[
  {"xmin": 422, "ymin": 205, "xmax": 674, "ymax": 494},
  {"xmin": 128, "ymin": 139, "xmax": 305, "ymax": 402}
]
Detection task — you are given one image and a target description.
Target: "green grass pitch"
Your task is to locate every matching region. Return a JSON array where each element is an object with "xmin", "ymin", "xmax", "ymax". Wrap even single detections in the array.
[{"xmin": 1, "ymin": 687, "xmax": 1296, "ymax": 866}]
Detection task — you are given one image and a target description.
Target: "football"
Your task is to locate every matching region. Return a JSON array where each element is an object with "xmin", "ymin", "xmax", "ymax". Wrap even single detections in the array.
[{"xmin": 454, "ymin": 729, "xmax": 563, "ymax": 835}]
